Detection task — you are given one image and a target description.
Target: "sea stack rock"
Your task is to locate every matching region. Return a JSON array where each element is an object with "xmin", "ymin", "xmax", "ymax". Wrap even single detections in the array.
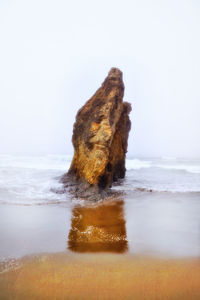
[{"xmin": 63, "ymin": 68, "xmax": 131, "ymax": 200}]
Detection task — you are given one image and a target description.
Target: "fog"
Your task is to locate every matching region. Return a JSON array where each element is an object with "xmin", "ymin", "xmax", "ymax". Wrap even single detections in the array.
[{"xmin": 0, "ymin": 0, "xmax": 199, "ymax": 158}]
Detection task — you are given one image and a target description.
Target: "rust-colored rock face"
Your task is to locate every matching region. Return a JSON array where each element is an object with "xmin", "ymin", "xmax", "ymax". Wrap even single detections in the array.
[{"xmin": 63, "ymin": 68, "xmax": 131, "ymax": 200}]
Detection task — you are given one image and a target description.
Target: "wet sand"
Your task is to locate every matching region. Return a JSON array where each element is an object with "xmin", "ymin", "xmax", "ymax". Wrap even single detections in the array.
[
  {"xmin": 1, "ymin": 192, "xmax": 200, "ymax": 299},
  {"xmin": 1, "ymin": 192, "xmax": 200, "ymax": 259},
  {"xmin": 1, "ymin": 252, "xmax": 200, "ymax": 300}
]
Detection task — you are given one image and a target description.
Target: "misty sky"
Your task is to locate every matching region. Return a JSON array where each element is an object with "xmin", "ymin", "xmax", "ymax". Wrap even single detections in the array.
[{"xmin": 0, "ymin": 0, "xmax": 199, "ymax": 158}]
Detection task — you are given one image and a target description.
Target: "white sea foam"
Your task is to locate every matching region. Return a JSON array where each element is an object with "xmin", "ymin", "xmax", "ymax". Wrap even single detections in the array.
[
  {"xmin": 126, "ymin": 159, "xmax": 152, "ymax": 170},
  {"xmin": 0, "ymin": 155, "xmax": 200, "ymax": 205},
  {"xmin": 123, "ymin": 157, "xmax": 200, "ymax": 193},
  {"xmin": 0, "ymin": 155, "xmax": 72, "ymax": 205},
  {"xmin": 126, "ymin": 157, "xmax": 200, "ymax": 174},
  {"xmin": 155, "ymin": 164, "xmax": 200, "ymax": 174}
]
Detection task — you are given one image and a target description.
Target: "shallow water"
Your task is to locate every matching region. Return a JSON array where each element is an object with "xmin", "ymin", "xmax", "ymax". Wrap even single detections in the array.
[
  {"xmin": 0, "ymin": 191, "xmax": 200, "ymax": 260},
  {"xmin": 0, "ymin": 155, "xmax": 200, "ymax": 260}
]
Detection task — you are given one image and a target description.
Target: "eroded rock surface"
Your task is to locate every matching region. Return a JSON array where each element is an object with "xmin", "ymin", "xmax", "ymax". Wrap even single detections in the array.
[{"xmin": 62, "ymin": 68, "xmax": 131, "ymax": 200}]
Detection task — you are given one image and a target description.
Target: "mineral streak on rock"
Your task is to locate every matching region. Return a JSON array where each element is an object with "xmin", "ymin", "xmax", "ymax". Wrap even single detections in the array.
[{"xmin": 62, "ymin": 68, "xmax": 131, "ymax": 200}]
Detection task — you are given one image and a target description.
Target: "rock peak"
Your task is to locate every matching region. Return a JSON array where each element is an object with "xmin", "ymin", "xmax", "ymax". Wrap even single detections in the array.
[{"xmin": 107, "ymin": 67, "xmax": 123, "ymax": 79}]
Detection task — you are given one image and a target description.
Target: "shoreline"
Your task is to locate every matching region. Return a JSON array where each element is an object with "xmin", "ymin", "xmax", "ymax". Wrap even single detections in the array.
[
  {"xmin": 1, "ymin": 191, "xmax": 200, "ymax": 260},
  {"xmin": 1, "ymin": 190, "xmax": 200, "ymax": 299}
]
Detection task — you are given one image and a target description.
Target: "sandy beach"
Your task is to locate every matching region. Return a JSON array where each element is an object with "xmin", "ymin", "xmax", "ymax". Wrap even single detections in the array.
[
  {"xmin": 0, "ymin": 191, "xmax": 200, "ymax": 299},
  {"xmin": 1, "ymin": 252, "xmax": 200, "ymax": 299}
]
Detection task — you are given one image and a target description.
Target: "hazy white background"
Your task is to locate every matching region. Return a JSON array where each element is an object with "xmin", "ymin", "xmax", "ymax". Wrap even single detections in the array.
[{"xmin": 0, "ymin": 0, "xmax": 199, "ymax": 158}]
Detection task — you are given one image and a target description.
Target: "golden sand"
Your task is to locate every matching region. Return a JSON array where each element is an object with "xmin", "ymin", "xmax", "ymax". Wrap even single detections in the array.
[{"xmin": 1, "ymin": 253, "xmax": 200, "ymax": 300}]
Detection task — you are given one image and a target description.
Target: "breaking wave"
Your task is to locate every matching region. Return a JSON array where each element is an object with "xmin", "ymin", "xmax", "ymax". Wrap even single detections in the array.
[{"xmin": 0, "ymin": 155, "xmax": 199, "ymax": 205}]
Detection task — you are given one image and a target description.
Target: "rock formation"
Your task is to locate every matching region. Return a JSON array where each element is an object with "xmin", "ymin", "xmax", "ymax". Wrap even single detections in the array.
[{"xmin": 62, "ymin": 68, "xmax": 131, "ymax": 200}]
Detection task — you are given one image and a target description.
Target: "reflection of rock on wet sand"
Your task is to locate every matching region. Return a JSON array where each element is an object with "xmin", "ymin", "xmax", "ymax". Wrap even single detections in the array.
[{"xmin": 68, "ymin": 200, "xmax": 128, "ymax": 253}]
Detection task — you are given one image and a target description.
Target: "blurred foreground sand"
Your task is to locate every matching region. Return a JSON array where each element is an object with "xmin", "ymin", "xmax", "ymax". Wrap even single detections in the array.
[{"xmin": 1, "ymin": 253, "xmax": 200, "ymax": 299}]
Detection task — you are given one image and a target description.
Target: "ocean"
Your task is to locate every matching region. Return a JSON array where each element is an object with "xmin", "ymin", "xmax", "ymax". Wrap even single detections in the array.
[
  {"xmin": 0, "ymin": 154, "xmax": 200, "ymax": 260},
  {"xmin": 0, "ymin": 154, "xmax": 200, "ymax": 205}
]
